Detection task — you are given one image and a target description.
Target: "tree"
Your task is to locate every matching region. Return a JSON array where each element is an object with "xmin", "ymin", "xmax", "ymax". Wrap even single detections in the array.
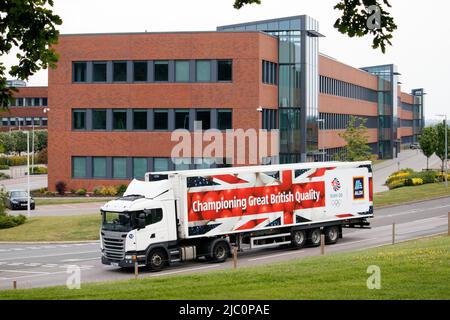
[
  {"xmin": 418, "ymin": 126, "xmax": 437, "ymax": 170},
  {"xmin": 34, "ymin": 130, "xmax": 48, "ymax": 151},
  {"xmin": 338, "ymin": 116, "xmax": 372, "ymax": 161},
  {"xmin": 435, "ymin": 122, "xmax": 450, "ymax": 172},
  {"xmin": 233, "ymin": 0, "xmax": 397, "ymax": 53},
  {"xmin": 0, "ymin": 0, "xmax": 62, "ymax": 108}
]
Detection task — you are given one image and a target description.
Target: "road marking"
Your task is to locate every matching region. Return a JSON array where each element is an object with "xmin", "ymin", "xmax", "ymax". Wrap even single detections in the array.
[
  {"xmin": 0, "ymin": 269, "xmax": 49, "ymax": 274},
  {"xmin": 24, "ymin": 263, "xmax": 41, "ymax": 267},
  {"xmin": 61, "ymin": 257, "xmax": 99, "ymax": 262},
  {"xmin": 0, "ymin": 266, "xmax": 93, "ymax": 281},
  {"xmin": 376, "ymin": 205, "xmax": 450, "ymax": 219},
  {"xmin": 7, "ymin": 262, "xmax": 24, "ymax": 266},
  {"xmin": 150, "ymin": 265, "xmax": 220, "ymax": 277},
  {"xmin": 247, "ymin": 251, "xmax": 304, "ymax": 262},
  {"xmin": 333, "ymin": 238, "xmax": 377, "ymax": 247},
  {"xmin": 41, "ymin": 264, "xmax": 58, "ymax": 268},
  {"xmin": 0, "ymin": 250, "xmax": 98, "ymax": 262}
]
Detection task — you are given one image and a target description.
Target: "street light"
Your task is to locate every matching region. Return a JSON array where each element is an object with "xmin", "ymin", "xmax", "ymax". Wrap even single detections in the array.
[{"xmin": 436, "ymin": 114, "xmax": 448, "ymax": 188}]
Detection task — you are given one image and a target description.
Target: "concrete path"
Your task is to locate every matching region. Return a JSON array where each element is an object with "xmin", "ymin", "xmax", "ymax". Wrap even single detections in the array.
[{"xmin": 373, "ymin": 150, "xmax": 443, "ymax": 193}]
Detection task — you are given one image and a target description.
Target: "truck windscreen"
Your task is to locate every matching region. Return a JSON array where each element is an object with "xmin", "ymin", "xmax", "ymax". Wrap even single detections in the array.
[{"xmin": 102, "ymin": 211, "xmax": 134, "ymax": 232}]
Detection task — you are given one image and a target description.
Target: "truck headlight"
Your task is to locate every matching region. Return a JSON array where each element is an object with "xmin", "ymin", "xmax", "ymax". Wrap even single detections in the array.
[{"xmin": 125, "ymin": 255, "xmax": 132, "ymax": 260}]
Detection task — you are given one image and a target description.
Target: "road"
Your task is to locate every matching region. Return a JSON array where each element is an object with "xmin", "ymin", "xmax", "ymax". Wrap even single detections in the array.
[
  {"xmin": 0, "ymin": 175, "xmax": 48, "ymax": 192},
  {"xmin": 8, "ymin": 201, "xmax": 105, "ymax": 217},
  {"xmin": 373, "ymin": 150, "xmax": 442, "ymax": 193},
  {"xmin": 0, "ymin": 196, "xmax": 448, "ymax": 291}
]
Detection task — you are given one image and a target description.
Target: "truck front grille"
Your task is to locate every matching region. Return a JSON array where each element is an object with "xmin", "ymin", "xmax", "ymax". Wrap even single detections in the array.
[{"xmin": 102, "ymin": 233, "xmax": 126, "ymax": 261}]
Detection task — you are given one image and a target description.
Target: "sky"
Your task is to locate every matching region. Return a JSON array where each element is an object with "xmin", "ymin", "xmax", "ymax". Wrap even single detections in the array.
[{"xmin": 1, "ymin": 0, "xmax": 449, "ymax": 120}]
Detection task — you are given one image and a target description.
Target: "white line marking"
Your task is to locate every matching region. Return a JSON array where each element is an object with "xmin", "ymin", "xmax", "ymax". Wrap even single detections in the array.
[
  {"xmin": 41, "ymin": 264, "xmax": 58, "ymax": 268},
  {"xmin": 333, "ymin": 238, "xmax": 377, "ymax": 247},
  {"xmin": 61, "ymin": 258, "xmax": 99, "ymax": 262},
  {"xmin": 0, "ymin": 250, "xmax": 98, "ymax": 262},
  {"xmin": 0, "ymin": 269, "xmax": 49, "ymax": 274},
  {"xmin": 248, "ymin": 251, "xmax": 304, "ymax": 262},
  {"xmin": 0, "ymin": 267, "xmax": 92, "ymax": 281},
  {"xmin": 7, "ymin": 262, "xmax": 24, "ymax": 266},
  {"xmin": 24, "ymin": 263, "xmax": 41, "ymax": 267},
  {"xmin": 150, "ymin": 265, "xmax": 220, "ymax": 277}
]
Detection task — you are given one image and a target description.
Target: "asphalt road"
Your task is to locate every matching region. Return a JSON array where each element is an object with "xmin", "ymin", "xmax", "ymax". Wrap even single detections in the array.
[
  {"xmin": 8, "ymin": 202, "xmax": 105, "ymax": 217},
  {"xmin": 1, "ymin": 175, "xmax": 48, "ymax": 192},
  {"xmin": 0, "ymin": 197, "xmax": 448, "ymax": 291}
]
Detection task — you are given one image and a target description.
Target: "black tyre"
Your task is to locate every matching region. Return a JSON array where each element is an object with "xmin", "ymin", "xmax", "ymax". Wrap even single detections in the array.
[
  {"xmin": 291, "ymin": 230, "xmax": 307, "ymax": 249},
  {"xmin": 147, "ymin": 249, "xmax": 167, "ymax": 272},
  {"xmin": 324, "ymin": 226, "xmax": 339, "ymax": 244},
  {"xmin": 209, "ymin": 240, "xmax": 229, "ymax": 263},
  {"xmin": 308, "ymin": 228, "xmax": 322, "ymax": 247}
]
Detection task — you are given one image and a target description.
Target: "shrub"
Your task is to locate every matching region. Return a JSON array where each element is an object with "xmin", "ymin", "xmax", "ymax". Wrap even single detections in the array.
[
  {"xmin": 32, "ymin": 166, "xmax": 48, "ymax": 175},
  {"xmin": 413, "ymin": 171, "xmax": 436, "ymax": 184},
  {"xmin": 387, "ymin": 179, "xmax": 406, "ymax": 190},
  {"xmin": 76, "ymin": 188, "xmax": 87, "ymax": 196},
  {"xmin": 6, "ymin": 156, "xmax": 28, "ymax": 166},
  {"xmin": 0, "ymin": 214, "xmax": 27, "ymax": 229},
  {"xmin": 55, "ymin": 181, "xmax": 67, "ymax": 195},
  {"xmin": 116, "ymin": 184, "xmax": 127, "ymax": 195},
  {"xmin": 0, "ymin": 172, "xmax": 10, "ymax": 180},
  {"xmin": 35, "ymin": 148, "xmax": 48, "ymax": 164},
  {"xmin": 70, "ymin": 189, "xmax": 77, "ymax": 194},
  {"xmin": 101, "ymin": 186, "xmax": 117, "ymax": 196},
  {"xmin": 93, "ymin": 187, "xmax": 102, "ymax": 196},
  {"xmin": 0, "ymin": 164, "xmax": 9, "ymax": 170}
]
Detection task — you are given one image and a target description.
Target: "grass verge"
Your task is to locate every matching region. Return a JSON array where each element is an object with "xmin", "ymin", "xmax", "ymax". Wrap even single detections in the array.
[
  {"xmin": 34, "ymin": 198, "xmax": 112, "ymax": 206},
  {"xmin": 374, "ymin": 182, "xmax": 450, "ymax": 208},
  {"xmin": 0, "ymin": 214, "xmax": 100, "ymax": 242},
  {"xmin": 1, "ymin": 236, "xmax": 449, "ymax": 300}
]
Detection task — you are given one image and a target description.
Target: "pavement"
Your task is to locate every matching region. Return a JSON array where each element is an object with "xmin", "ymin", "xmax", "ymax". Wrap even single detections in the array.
[
  {"xmin": 0, "ymin": 196, "xmax": 448, "ymax": 290},
  {"xmin": 8, "ymin": 201, "xmax": 106, "ymax": 217},
  {"xmin": 373, "ymin": 150, "xmax": 442, "ymax": 193},
  {"xmin": 0, "ymin": 175, "xmax": 48, "ymax": 192}
]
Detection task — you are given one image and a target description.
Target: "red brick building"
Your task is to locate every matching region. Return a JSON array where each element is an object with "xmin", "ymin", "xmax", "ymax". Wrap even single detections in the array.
[{"xmin": 46, "ymin": 15, "xmax": 424, "ymax": 191}]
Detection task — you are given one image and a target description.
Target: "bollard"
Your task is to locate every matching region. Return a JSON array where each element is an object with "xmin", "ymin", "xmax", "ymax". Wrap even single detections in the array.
[
  {"xmin": 232, "ymin": 247, "xmax": 238, "ymax": 269},
  {"xmin": 320, "ymin": 234, "xmax": 325, "ymax": 255},
  {"xmin": 13, "ymin": 280, "xmax": 17, "ymax": 289},
  {"xmin": 392, "ymin": 223, "xmax": 396, "ymax": 244},
  {"xmin": 133, "ymin": 255, "xmax": 138, "ymax": 279}
]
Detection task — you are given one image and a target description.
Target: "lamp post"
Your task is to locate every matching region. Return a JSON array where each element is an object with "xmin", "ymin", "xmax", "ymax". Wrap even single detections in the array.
[
  {"xmin": 436, "ymin": 114, "xmax": 448, "ymax": 188},
  {"xmin": 26, "ymin": 130, "xmax": 30, "ymax": 218}
]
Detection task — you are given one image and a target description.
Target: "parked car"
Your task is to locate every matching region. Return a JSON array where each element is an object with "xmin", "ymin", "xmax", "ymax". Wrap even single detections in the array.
[
  {"xmin": 410, "ymin": 143, "xmax": 420, "ymax": 150},
  {"xmin": 7, "ymin": 190, "xmax": 35, "ymax": 210}
]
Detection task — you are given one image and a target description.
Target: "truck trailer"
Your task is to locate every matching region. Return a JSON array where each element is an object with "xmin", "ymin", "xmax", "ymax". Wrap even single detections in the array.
[{"xmin": 100, "ymin": 161, "xmax": 374, "ymax": 271}]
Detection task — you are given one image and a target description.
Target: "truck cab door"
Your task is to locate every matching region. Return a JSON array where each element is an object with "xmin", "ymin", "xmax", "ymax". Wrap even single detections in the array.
[{"xmin": 135, "ymin": 207, "xmax": 169, "ymax": 251}]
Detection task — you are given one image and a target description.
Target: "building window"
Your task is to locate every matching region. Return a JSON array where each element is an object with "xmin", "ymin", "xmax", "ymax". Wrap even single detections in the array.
[
  {"xmin": 41, "ymin": 118, "xmax": 48, "ymax": 126},
  {"xmin": 93, "ymin": 62, "xmax": 107, "ymax": 82},
  {"xmin": 175, "ymin": 109, "xmax": 189, "ymax": 130},
  {"xmin": 196, "ymin": 60, "xmax": 211, "ymax": 82},
  {"xmin": 113, "ymin": 109, "xmax": 127, "ymax": 130},
  {"xmin": 93, "ymin": 109, "xmax": 107, "ymax": 130},
  {"xmin": 154, "ymin": 61, "xmax": 169, "ymax": 81},
  {"xmin": 262, "ymin": 109, "xmax": 277, "ymax": 130},
  {"xmin": 73, "ymin": 157, "xmax": 87, "ymax": 178},
  {"xmin": 154, "ymin": 158, "xmax": 169, "ymax": 172},
  {"xmin": 175, "ymin": 60, "xmax": 190, "ymax": 82},
  {"xmin": 16, "ymin": 98, "xmax": 23, "ymax": 107},
  {"xmin": 73, "ymin": 62, "xmax": 87, "ymax": 82},
  {"xmin": 133, "ymin": 158, "xmax": 147, "ymax": 180},
  {"xmin": 73, "ymin": 109, "xmax": 86, "ymax": 130},
  {"xmin": 10, "ymin": 118, "xmax": 16, "ymax": 126},
  {"xmin": 25, "ymin": 118, "xmax": 32, "ymax": 126},
  {"xmin": 113, "ymin": 157, "xmax": 127, "ymax": 179},
  {"xmin": 133, "ymin": 61, "xmax": 147, "ymax": 82},
  {"xmin": 154, "ymin": 110, "xmax": 168, "ymax": 130},
  {"xmin": 217, "ymin": 60, "xmax": 232, "ymax": 81},
  {"xmin": 262, "ymin": 60, "xmax": 277, "ymax": 85},
  {"xmin": 26, "ymin": 98, "xmax": 33, "ymax": 106},
  {"xmin": 33, "ymin": 117, "xmax": 40, "ymax": 126},
  {"xmin": 174, "ymin": 158, "xmax": 190, "ymax": 171},
  {"xmin": 133, "ymin": 109, "xmax": 147, "ymax": 130},
  {"xmin": 93, "ymin": 157, "xmax": 107, "ymax": 178},
  {"xmin": 34, "ymin": 98, "xmax": 40, "ymax": 106},
  {"xmin": 113, "ymin": 62, "xmax": 127, "ymax": 82},
  {"xmin": 217, "ymin": 109, "xmax": 232, "ymax": 130},
  {"xmin": 2, "ymin": 118, "xmax": 8, "ymax": 126},
  {"xmin": 42, "ymin": 98, "xmax": 48, "ymax": 106},
  {"xmin": 196, "ymin": 109, "xmax": 211, "ymax": 130}
]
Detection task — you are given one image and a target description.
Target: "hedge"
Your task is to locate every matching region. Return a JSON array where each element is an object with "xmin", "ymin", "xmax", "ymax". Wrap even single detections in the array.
[{"xmin": 0, "ymin": 215, "xmax": 27, "ymax": 229}]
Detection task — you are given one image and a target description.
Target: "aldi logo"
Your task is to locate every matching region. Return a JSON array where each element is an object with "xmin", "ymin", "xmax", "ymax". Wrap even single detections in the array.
[{"xmin": 353, "ymin": 177, "xmax": 365, "ymax": 200}]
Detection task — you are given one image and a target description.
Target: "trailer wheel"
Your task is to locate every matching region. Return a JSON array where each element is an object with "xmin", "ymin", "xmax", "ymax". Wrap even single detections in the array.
[
  {"xmin": 209, "ymin": 240, "xmax": 229, "ymax": 263},
  {"xmin": 308, "ymin": 228, "xmax": 322, "ymax": 247},
  {"xmin": 147, "ymin": 249, "xmax": 167, "ymax": 272},
  {"xmin": 291, "ymin": 230, "xmax": 307, "ymax": 249},
  {"xmin": 324, "ymin": 226, "xmax": 339, "ymax": 244}
]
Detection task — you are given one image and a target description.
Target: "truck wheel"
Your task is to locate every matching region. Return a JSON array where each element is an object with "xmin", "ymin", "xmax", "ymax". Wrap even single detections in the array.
[
  {"xmin": 324, "ymin": 226, "xmax": 339, "ymax": 244},
  {"xmin": 291, "ymin": 230, "xmax": 306, "ymax": 249},
  {"xmin": 210, "ymin": 241, "xmax": 229, "ymax": 263},
  {"xmin": 308, "ymin": 228, "xmax": 322, "ymax": 247},
  {"xmin": 147, "ymin": 249, "xmax": 167, "ymax": 272}
]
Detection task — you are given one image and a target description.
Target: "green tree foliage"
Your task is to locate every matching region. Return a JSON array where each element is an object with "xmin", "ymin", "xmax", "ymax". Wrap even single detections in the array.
[
  {"xmin": 0, "ymin": 0, "xmax": 62, "ymax": 108},
  {"xmin": 0, "ymin": 130, "xmax": 47, "ymax": 155},
  {"xmin": 233, "ymin": 0, "xmax": 396, "ymax": 53},
  {"xmin": 435, "ymin": 122, "xmax": 450, "ymax": 172},
  {"xmin": 338, "ymin": 116, "xmax": 372, "ymax": 161},
  {"xmin": 418, "ymin": 126, "xmax": 437, "ymax": 170},
  {"xmin": 34, "ymin": 130, "xmax": 48, "ymax": 151}
]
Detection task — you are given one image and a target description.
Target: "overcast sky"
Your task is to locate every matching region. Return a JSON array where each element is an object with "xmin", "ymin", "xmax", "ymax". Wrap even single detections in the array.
[{"xmin": 1, "ymin": 0, "xmax": 448, "ymax": 119}]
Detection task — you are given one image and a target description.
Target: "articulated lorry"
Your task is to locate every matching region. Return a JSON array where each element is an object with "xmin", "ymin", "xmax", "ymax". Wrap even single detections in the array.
[{"xmin": 100, "ymin": 161, "xmax": 374, "ymax": 271}]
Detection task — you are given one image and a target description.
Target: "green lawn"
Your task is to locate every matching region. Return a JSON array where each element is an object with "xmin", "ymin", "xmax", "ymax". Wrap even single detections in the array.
[
  {"xmin": 374, "ymin": 182, "xmax": 450, "ymax": 208},
  {"xmin": 0, "ymin": 214, "xmax": 100, "ymax": 242},
  {"xmin": 35, "ymin": 198, "xmax": 112, "ymax": 206},
  {"xmin": 1, "ymin": 236, "xmax": 449, "ymax": 300}
]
